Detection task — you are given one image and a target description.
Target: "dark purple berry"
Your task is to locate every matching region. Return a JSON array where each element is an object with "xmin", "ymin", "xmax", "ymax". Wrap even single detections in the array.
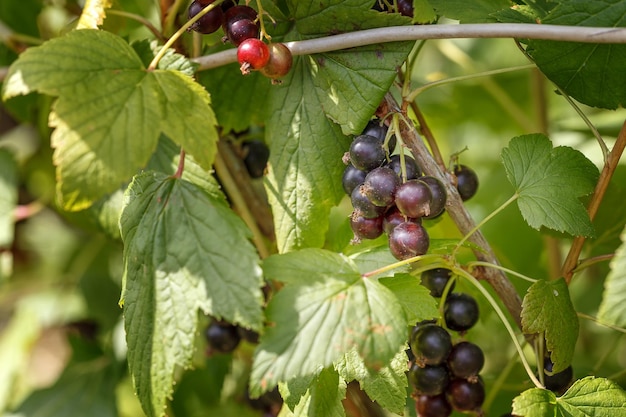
[
  {"xmin": 242, "ymin": 140, "xmax": 269, "ymax": 178},
  {"xmin": 361, "ymin": 166, "xmax": 399, "ymax": 207},
  {"xmin": 446, "ymin": 378, "xmax": 485, "ymax": 412},
  {"xmin": 409, "ymin": 363, "xmax": 450, "ymax": 396},
  {"xmin": 420, "ymin": 176, "xmax": 447, "ymax": 219},
  {"xmin": 350, "ymin": 212, "xmax": 384, "ymax": 241},
  {"xmin": 383, "ymin": 206, "xmax": 420, "ymax": 234},
  {"xmin": 361, "ymin": 118, "xmax": 396, "ymax": 153},
  {"xmin": 226, "ymin": 18, "xmax": 259, "ymax": 45},
  {"xmin": 409, "ymin": 323, "xmax": 452, "ymax": 366},
  {"xmin": 454, "ymin": 164, "xmax": 479, "ymax": 201},
  {"xmin": 397, "ymin": 0, "xmax": 414, "ymax": 17},
  {"xmin": 342, "ymin": 165, "xmax": 367, "ymax": 195},
  {"xmin": 388, "ymin": 221, "xmax": 429, "ymax": 260},
  {"xmin": 351, "ymin": 186, "xmax": 385, "ymax": 218},
  {"xmin": 444, "ymin": 293, "xmax": 479, "ymax": 332},
  {"xmin": 223, "ymin": 4, "xmax": 257, "ymax": 24},
  {"xmin": 447, "ymin": 341, "xmax": 485, "ymax": 379},
  {"xmin": 421, "ymin": 268, "xmax": 454, "ymax": 298},
  {"xmin": 395, "ymin": 179, "xmax": 433, "ymax": 218},
  {"xmin": 543, "ymin": 358, "xmax": 573, "ymax": 394},
  {"xmin": 415, "ymin": 394, "xmax": 452, "ymax": 417},
  {"xmin": 205, "ymin": 321, "xmax": 241, "ymax": 353},
  {"xmin": 237, "ymin": 327, "xmax": 260, "ymax": 344},
  {"xmin": 220, "ymin": 0, "xmax": 239, "ymax": 11},
  {"xmin": 386, "ymin": 154, "xmax": 420, "ymax": 180},
  {"xmin": 349, "ymin": 134, "xmax": 386, "ymax": 171},
  {"xmin": 188, "ymin": 0, "xmax": 224, "ymax": 34}
]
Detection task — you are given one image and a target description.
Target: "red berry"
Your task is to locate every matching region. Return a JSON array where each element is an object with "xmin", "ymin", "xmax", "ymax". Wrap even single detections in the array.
[
  {"xmin": 259, "ymin": 43, "xmax": 293, "ymax": 80},
  {"xmin": 237, "ymin": 38, "xmax": 270, "ymax": 74}
]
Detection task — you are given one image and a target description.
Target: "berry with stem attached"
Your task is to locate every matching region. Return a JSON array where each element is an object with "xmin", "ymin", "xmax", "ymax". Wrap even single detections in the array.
[
  {"xmin": 421, "ymin": 268, "xmax": 455, "ymax": 298},
  {"xmin": 387, "ymin": 154, "xmax": 421, "ymax": 181},
  {"xmin": 395, "ymin": 179, "xmax": 433, "ymax": 218},
  {"xmin": 351, "ymin": 186, "xmax": 385, "ymax": 218},
  {"xmin": 350, "ymin": 211, "xmax": 384, "ymax": 241},
  {"xmin": 259, "ymin": 43, "xmax": 293, "ymax": 80},
  {"xmin": 420, "ymin": 176, "xmax": 447, "ymax": 219},
  {"xmin": 188, "ymin": 0, "xmax": 224, "ymax": 34},
  {"xmin": 226, "ymin": 18, "xmax": 259, "ymax": 45},
  {"xmin": 388, "ymin": 221, "xmax": 429, "ymax": 260},
  {"xmin": 383, "ymin": 206, "xmax": 420, "ymax": 234},
  {"xmin": 444, "ymin": 292, "xmax": 479, "ymax": 332},
  {"xmin": 362, "ymin": 118, "xmax": 396, "ymax": 153},
  {"xmin": 454, "ymin": 164, "xmax": 479, "ymax": 201},
  {"xmin": 349, "ymin": 134, "xmax": 386, "ymax": 171},
  {"xmin": 237, "ymin": 38, "xmax": 270, "ymax": 74}
]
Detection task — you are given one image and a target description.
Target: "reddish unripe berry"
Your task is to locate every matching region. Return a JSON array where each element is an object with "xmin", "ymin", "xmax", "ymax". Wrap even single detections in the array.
[
  {"xmin": 259, "ymin": 43, "xmax": 293, "ymax": 80},
  {"xmin": 238, "ymin": 38, "xmax": 270, "ymax": 74}
]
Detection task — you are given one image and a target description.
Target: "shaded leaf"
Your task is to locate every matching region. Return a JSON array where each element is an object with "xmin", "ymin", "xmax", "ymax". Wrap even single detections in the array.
[
  {"xmin": 379, "ymin": 273, "xmax": 439, "ymax": 324},
  {"xmin": 512, "ymin": 387, "xmax": 557, "ymax": 416},
  {"xmin": 429, "ymin": 0, "xmax": 511, "ymax": 23},
  {"xmin": 290, "ymin": 367, "xmax": 347, "ymax": 417},
  {"xmin": 598, "ymin": 224, "xmax": 626, "ymax": 328}
]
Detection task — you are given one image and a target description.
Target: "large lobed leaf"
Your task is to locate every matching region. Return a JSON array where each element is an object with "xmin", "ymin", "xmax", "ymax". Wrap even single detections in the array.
[
  {"xmin": 512, "ymin": 376, "xmax": 626, "ymax": 416},
  {"xmin": 501, "ymin": 134, "xmax": 598, "ymax": 237},
  {"xmin": 521, "ymin": 278, "xmax": 578, "ymax": 373},
  {"xmin": 598, "ymin": 225, "xmax": 626, "ymax": 327},
  {"xmin": 2, "ymin": 29, "xmax": 217, "ymax": 211},
  {"xmin": 250, "ymin": 249, "xmax": 407, "ymax": 397},
  {"xmin": 119, "ymin": 172, "xmax": 264, "ymax": 417}
]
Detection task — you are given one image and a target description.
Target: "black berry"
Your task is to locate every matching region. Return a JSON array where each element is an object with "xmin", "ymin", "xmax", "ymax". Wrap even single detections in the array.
[
  {"xmin": 397, "ymin": 0, "xmax": 414, "ymax": 17},
  {"xmin": 421, "ymin": 268, "xmax": 455, "ymax": 298},
  {"xmin": 350, "ymin": 211, "xmax": 384, "ymax": 241},
  {"xmin": 361, "ymin": 118, "xmax": 396, "ymax": 153},
  {"xmin": 342, "ymin": 164, "xmax": 367, "ymax": 195},
  {"xmin": 447, "ymin": 341, "xmax": 485, "ymax": 379},
  {"xmin": 446, "ymin": 377, "xmax": 485, "ymax": 412},
  {"xmin": 188, "ymin": 0, "xmax": 224, "ymax": 34},
  {"xmin": 408, "ymin": 363, "xmax": 450, "ymax": 396},
  {"xmin": 386, "ymin": 154, "xmax": 420, "ymax": 181},
  {"xmin": 454, "ymin": 164, "xmax": 479, "ymax": 201},
  {"xmin": 444, "ymin": 293, "xmax": 479, "ymax": 332},
  {"xmin": 226, "ymin": 18, "xmax": 259, "ymax": 45},
  {"xmin": 351, "ymin": 186, "xmax": 385, "ymax": 218},
  {"xmin": 409, "ymin": 323, "xmax": 452, "ymax": 366},
  {"xmin": 383, "ymin": 206, "xmax": 420, "ymax": 234},
  {"xmin": 361, "ymin": 166, "xmax": 399, "ymax": 207},
  {"xmin": 388, "ymin": 221, "xmax": 430, "ymax": 260},
  {"xmin": 420, "ymin": 176, "xmax": 447, "ymax": 219},
  {"xmin": 349, "ymin": 134, "xmax": 386, "ymax": 171},
  {"xmin": 543, "ymin": 357, "xmax": 573, "ymax": 394},
  {"xmin": 242, "ymin": 140, "xmax": 269, "ymax": 178},
  {"xmin": 205, "ymin": 321, "xmax": 241, "ymax": 353},
  {"xmin": 415, "ymin": 394, "xmax": 452, "ymax": 417},
  {"xmin": 395, "ymin": 179, "xmax": 433, "ymax": 218}
]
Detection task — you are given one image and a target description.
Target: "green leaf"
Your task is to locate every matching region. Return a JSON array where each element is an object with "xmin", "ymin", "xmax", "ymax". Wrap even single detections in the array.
[
  {"xmin": 251, "ymin": 249, "xmax": 407, "ymax": 396},
  {"xmin": 521, "ymin": 278, "xmax": 578, "ymax": 373},
  {"xmin": 290, "ymin": 367, "xmax": 347, "ymax": 417},
  {"xmin": 14, "ymin": 360, "xmax": 120, "ymax": 417},
  {"xmin": 412, "ymin": 0, "xmax": 437, "ymax": 24},
  {"xmin": 2, "ymin": 29, "xmax": 217, "ymax": 210},
  {"xmin": 512, "ymin": 387, "xmax": 557, "ymax": 416},
  {"xmin": 524, "ymin": 0, "xmax": 626, "ymax": 109},
  {"xmin": 0, "ymin": 149, "xmax": 18, "ymax": 248},
  {"xmin": 429, "ymin": 0, "xmax": 511, "ymax": 23},
  {"xmin": 501, "ymin": 134, "xmax": 598, "ymax": 237},
  {"xmin": 119, "ymin": 172, "xmax": 263, "ymax": 417},
  {"xmin": 336, "ymin": 348, "xmax": 408, "ymax": 414},
  {"xmin": 598, "ymin": 225, "xmax": 626, "ymax": 328},
  {"xmin": 379, "ymin": 273, "xmax": 439, "ymax": 324}
]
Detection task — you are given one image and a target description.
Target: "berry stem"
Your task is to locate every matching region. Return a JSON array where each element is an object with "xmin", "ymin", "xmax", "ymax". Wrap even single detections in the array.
[
  {"xmin": 453, "ymin": 267, "xmax": 544, "ymax": 389},
  {"xmin": 106, "ymin": 9, "xmax": 166, "ymax": 42},
  {"xmin": 173, "ymin": 148, "xmax": 186, "ymax": 179},
  {"xmin": 407, "ymin": 101, "xmax": 446, "ymax": 171},
  {"xmin": 577, "ymin": 312, "xmax": 626, "ymax": 334},
  {"xmin": 361, "ymin": 254, "xmax": 444, "ymax": 278},
  {"xmin": 254, "ymin": 0, "xmax": 272, "ymax": 41},
  {"xmin": 466, "ymin": 261, "xmax": 538, "ymax": 284}
]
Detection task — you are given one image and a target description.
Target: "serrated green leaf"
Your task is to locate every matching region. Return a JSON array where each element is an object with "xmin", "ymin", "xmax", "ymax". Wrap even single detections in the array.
[
  {"xmin": 251, "ymin": 249, "xmax": 407, "ymax": 396},
  {"xmin": 349, "ymin": 245, "xmax": 410, "ymax": 276},
  {"xmin": 501, "ymin": 134, "xmax": 598, "ymax": 237},
  {"xmin": 524, "ymin": 0, "xmax": 626, "ymax": 109},
  {"xmin": 558, "ymin": 376, "xmax": 626, "ymax": 415},
  {"xmin": 0, "ymin": 149, "xmax": 18, "ymax": 248},
  {"xmin": 512, "ymin": 387, "xmax": 557, "ymax": 416},
  {"xmin": 521, "ymin": 278, "xmax": 578, "ymax": 373},
  {"xmin": 598, "ymin": 225, "xmax": 626, "ymax": 328},
  {"xmin": 429, "ymin": 0, "xmax": 511, "ymax": 23},
  {"xmin": 412, "ymin": 0, "xmax": 437, "ymax": 24},
  {"xmin": 280, "ymin": 373, "xmax": 318, "ymax": 412},
  {"xmin": 263, "ymin": 248, "xmax": 360, "ymax": 285},
  {"xmin": 336, "ymin": 348, "xmax": 408, "ymax": 414},
  {"xmin": 120, "ymin": 172, "xmax": 263, "ymax": 417},
  {"xmin": 2, "ymin": 29, "xmax": 217, "ymax": 210},
  {"xmin": 291, "ymin": 367, "xmax": 347, "ymax": 417},
  {"xmin": 379, "ymin": 273, "xmax": 439, "ymax": 324},
  {"xmin": 77, "ymin": 0, "xmax": 111, "ymax": 29}
]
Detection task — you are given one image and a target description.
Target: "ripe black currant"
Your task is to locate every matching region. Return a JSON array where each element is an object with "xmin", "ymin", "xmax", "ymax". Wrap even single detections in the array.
[
  {"xmin": 361, "ymin": 118, "xmax": 396, "ymax": 153},
  {"xmin": 342, "ymin": 164, "xmax": 367, "ymax": 195},
  {"xmin": 454, "ymin": 164, "xmax": 479, "ymax": 201},
  {"xmin": 188, "ymin": 0, "xmax": 224, "ymax": 34},
  {"xmin": 420, "ymin": 176, "xmax": 447, "ymax": 219},
  {"xmin": 386, "ymin": 154, "xmax": 420, "ymax": 181},
  {"xmin": 395, "ymin": 179, "xmax": 433, "ymax": 218},
  {"xmin": 349, "ymin": 134, "xmax": 386, "ymax": 171},
  {"xmin": 242, "ymin": 140, "xmax": 269, "ymax": 178},
  {"xmin": 446, "ymin": 377, "xmax": 485, "ymax": 412},
  {"xmin": 415, "ymin": 394, "xmax": 452, "ymax": 417},
  {"xmin": 361, "ymin": 166, "xmax": 399, "ymax": 207},
  {"xmin": 383, "ymin": 206, "xmax": 420, "ymax": 234},
  {"xmin": 226, "ymin": 18, "xmax": 259, "ymax": 45},
  {"xmin": 351, "ymin": 186, "xmax": 385, "ymax": 218},
  {"xmin": 421, "ymin": 268, "xmax": 455, "ymax": 298},
  {"xmin": 397, "ymin": 0, "xmax": 414, "ymax": 17},
  {"xmin": 388, "ymin": 221, "xmax": 430, "ymax": 260},
  {"xmin": 205, "ymin": 321, "xmax": 241, "ymax": 353},
  {"xmin": 223, "ymin": 4, "xmax": 258, "ymax": 25},
  {"xmin": 543, "ymin": 357, "xmax": 574, "ymax": 394},
  {"xmin": 350, "ymin": 211, "xmax": 384, "ymax": 241},
  {"xmin": 444, "ymin": 293, "xmax": 479, "ymax": 332},
  {"xmin": 409, "ymin": 323, "xmax": 452, "ymax": 366},
  {"xmin": 447, "ymin": 341, "xmax": 485, "ymax": 379},
  {"xmin": 408, "ymin": 363, "xmax": 450, "ymax": 396}
]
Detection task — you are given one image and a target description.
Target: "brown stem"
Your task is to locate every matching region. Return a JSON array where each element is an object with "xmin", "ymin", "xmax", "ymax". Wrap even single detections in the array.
[
  {"xmin": 173, "ymin": 148, "xmax": 185, "ymax": 178},
  {"xmin": 409, "ymin": 101, "xmax": 446, "ymax": 170},
  {"xmin": 561, "ymin": 120, "xmax": 626, "ymax": 283},
  {"xmin": 382, "ymin": 93, "xmax": 524, "ymax": 329}
]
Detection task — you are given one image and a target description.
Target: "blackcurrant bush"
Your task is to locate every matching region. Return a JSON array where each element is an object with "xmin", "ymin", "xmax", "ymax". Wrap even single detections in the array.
[
  {"xmin": 444, "ymin": 293, "xmax": 479, "ymax": 332},
  {"xmin": 409, "ymin": 323, "xmax": 452, "ymax": 366},
  {"xmin": 205, "ymin": 321, "xmax": 241, "ymax": 353},
  {"xmin": 383, "ymin": 206, "xmax": 420, "ymax": 234},
  {"xmin": 408, "ymin": 363, "xmax": 450, "ymax": 396},
  {"xmin": 361, "ymin": 118, "xmax": 396, "ymax": 153},
  {"xmin": 350, "ymin": 211, "xmax": 384, "ymax": 241},
  {"xmin": 421, "ymin": 268, "xmax": 455, "ymax": 298},
  {"xmin": 388, "ymin": 221, "xmax": 429, "ymax": 260},
  {"xmin": 447, "ymin": 341, "xmax": 485, "ymax": 379},
  {"xmin": 454, "ymin": 164, "xmax": 479, "ymax": 201},
  {"xmin": 351, "ymin": 186, "xmax": 385, "ymax": 218},
  {"xmin": 259, "ymin": 43, "xmax": 293, "ymax": 80},
  {"xmin": 237, "ymin": 38, "xmax": 270, "ymax": 74},
  {"xmin": 386, "ymin": 154, "xmax": 420, "ymax": 181},
  {"xmin": 543, "ymin": 357, "xmax": 573, "ymax": 394},
  {"xmin": 361, "ymin": 166, "xmax": 399, "ymax": 207},
  {"xmin": 395, "ymin": 179, "xmax": 433, "ymax": 218},
  {"xmin": 420, "ymin": 176, "xmax": 447, "ymax": 219},
  {"xmin": 446, "ymin": 377, "xmax": 485, "ymax": 412},
  {"xmin": 415, "ymin": 394, "xmax": 452, "ymax": 417},
  {"xmin": 188, "ymin": 0, "xmax": 224, "ymax": 34},
  {"xmin": 349, "ymin": 134, "xmax": 386, "ymax": 171},
  {"xmin": 242, "ymin": 140, "xmax": 269, "ymax": 178},
  {"xmin": 342, "ymin": 164, "xmax": 367, "ymax": 195},
  {"xmin": 226, "ymin": 18, "xmax": 259, "ymax": 45}
]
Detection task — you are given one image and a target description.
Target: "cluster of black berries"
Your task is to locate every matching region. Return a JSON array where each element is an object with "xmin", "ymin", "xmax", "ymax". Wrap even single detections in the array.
[
  {"xmin": 204, "ymin": 319, "xmax": 259, "ymax": 355},
  {"xmin": 342, "ymin": 119, "xmax": 447, "ymax": 260},
  {"xmin": 408, "ymin": 268, "xmax": 485, "ymax": 417},
  {"xmin": 372, "ymin": 0, "xmax": 414, "ymax": 17}
]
